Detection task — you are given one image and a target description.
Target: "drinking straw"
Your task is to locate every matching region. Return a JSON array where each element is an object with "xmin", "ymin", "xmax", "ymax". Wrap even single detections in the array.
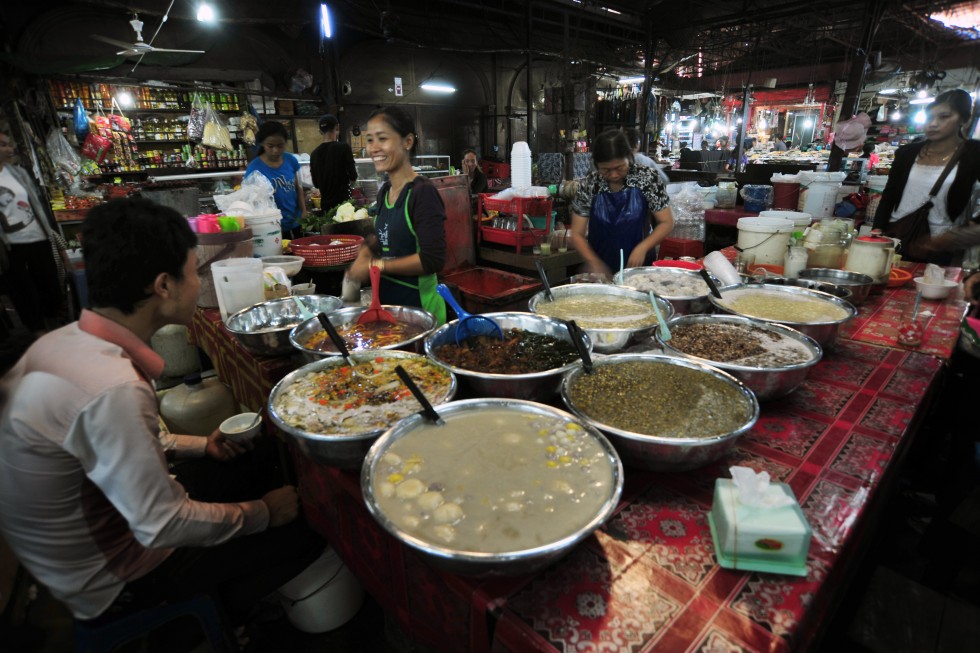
[{"xmin": 620, "ymin": 249, "xmax": 625, "ymax": 276}]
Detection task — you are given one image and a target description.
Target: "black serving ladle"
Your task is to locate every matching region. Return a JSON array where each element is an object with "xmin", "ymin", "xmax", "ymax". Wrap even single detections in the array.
[
  {"xmin": 567, "ymin": 320, "xmax": 594, "ymax": 374},
  {"xmin": 395, "ymin": 365, "xmax": 444, "ymax": 425},
  {"xmin": 535, "ymin": 259, "xmax": 555, "ymax": 302},
  {"xmin": 317, "ymin": 312, "xmax": 359, "ymax": 371},
  {"xmin": 699, "ymin": 268, "xmax": 723, "ymax": 299}
]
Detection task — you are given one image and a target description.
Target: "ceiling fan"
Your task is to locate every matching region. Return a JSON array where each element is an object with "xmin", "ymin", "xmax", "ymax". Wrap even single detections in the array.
[{"xmin": 90, "ymin": 13, "xmax": 204, "ymax": 59}]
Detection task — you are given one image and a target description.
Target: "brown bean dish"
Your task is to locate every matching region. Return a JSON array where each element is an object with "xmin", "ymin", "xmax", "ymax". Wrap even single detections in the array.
[
  {"xmin": 568, "ymin": 360, "xmax": 752, "ymax": 438},
  {"xmin": 670, "ymin": 323, "xmax": 814, "ymax": 368},
  {"xmin": 373, "ymin": 409, "xmax": 615, "ymax": 552}
]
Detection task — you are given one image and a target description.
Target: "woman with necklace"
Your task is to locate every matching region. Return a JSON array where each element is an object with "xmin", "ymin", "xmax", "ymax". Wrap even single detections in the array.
[
  {"xmin": 346, "ymin": 106, "xmax": 447, "ymax": 323},
  {"xmin": 873, "ymin": 89, "xmax": 979, "ymax": 262}
]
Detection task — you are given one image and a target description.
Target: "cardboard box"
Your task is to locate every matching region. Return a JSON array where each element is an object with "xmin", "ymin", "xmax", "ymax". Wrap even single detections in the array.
[{"xmin": 276, "ymin": 100, "xmax": 295, "ymax": 115}]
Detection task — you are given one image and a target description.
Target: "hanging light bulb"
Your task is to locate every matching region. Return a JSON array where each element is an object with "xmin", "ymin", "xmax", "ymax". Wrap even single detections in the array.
[
  {"xmin": 320, "ymin": 3, "xmax": 332, "ymax": 39},
  {"xmin": 196, "ymin": 2, "xmax": 216, "ymax": 22},
  {"xmin": 914, "ymin": 110, "xmax": 926, "ymax": 124},
  {"xmin": 891, "ymin": 109, "xmax": 902, "ymax": 121}
]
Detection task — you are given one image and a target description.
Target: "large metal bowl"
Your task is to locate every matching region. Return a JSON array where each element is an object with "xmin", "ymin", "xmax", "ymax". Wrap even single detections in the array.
[
  {"xmin": 361, "ymin": 398, "xmax": 623, "ymax": 577},
  {"xmin": 561, "ymin": 354, "xmax": 759, "ymax": 472},
  {"xmin": 224, "ymin": 295, "xmax": 343, "ymax": 357},
  {"xmin": 528, "ymin": 283, "xmax": 673, "ymax": 354},
  {"xmin": 267, "ymin": 350, "xmax": 457, "ymax": 469},
  {"xmin": 798, "ymin": 268, "xmax": 874, "ymax": 303},
  {"xmin": 615, "ymin": 266, "xmax": 715, "ymax": 315},
  {"xmin": 708, "ymin": 284, "xmax": 857, "ymax": 347},
  {"xmin": 657, "ymin": 314, "xmax": 822, "ymax": 401},
  {"xmin": 761, "ymin": 277, "xmax": 854, "ymax": 302},
  {"xmin": 424, "ymin": 312, "xmax": 592, "ymax": 401},
  {"xmin": 289, "ymin": 305, "xmax": 437, "ymax": 362}
]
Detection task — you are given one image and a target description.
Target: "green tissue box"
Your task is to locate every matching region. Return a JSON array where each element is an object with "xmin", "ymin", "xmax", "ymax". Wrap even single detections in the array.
[{"xmin": 708, "ymin": 478, "xmax": 811, "ymax": 576}]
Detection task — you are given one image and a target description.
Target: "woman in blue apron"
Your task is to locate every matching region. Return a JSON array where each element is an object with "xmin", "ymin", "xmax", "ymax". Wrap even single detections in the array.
[
  {"xmin": 346, "ymin": 107, "xmax": 447, "ymax": 324},
  {"xmin": 570, "ymin": 129, "xmax": 674, "ymax": 276}
]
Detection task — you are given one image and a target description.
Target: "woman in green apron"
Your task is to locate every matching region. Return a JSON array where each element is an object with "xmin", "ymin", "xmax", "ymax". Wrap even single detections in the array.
[{"xmin": 347, "ymin": 106, "xmax": 447, "ymax": 324}]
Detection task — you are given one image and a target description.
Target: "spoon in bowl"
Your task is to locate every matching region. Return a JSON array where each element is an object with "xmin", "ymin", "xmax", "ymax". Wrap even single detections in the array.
[
  {"xmin": 317, "ymin": 312, "xmax": 362, "ymax": 375},
  {"xmin": 436, "ymin": 283, "xmax": 503, "ymax": 344},
  {"xmin": 394, "ymin": 365, "xmax": 444, "ymax": 425},
  {"xmin": 649, "ymin": 292, "xmax": 671, "ymax": 342},
  {"xmin": 534, "ymin": 259, "xmax": 555, "ymax": 302},
  {"xmin": 567, "ymin": 320, "xmax": 594, "ymax": 374},
  {"xmin": 699, "ymin": 268, "xmax": 723, "ymax": 299}
]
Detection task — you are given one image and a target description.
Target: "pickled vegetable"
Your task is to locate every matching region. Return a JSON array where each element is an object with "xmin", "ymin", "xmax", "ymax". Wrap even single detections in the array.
[{"xmin": 434, "ymin": 328, "xmax": 578, "ymax": 374}]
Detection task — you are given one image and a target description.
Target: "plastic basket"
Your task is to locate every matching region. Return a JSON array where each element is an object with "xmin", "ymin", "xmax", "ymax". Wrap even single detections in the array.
[
  {"xmin": 288, "ymin": 235, "xmax": 364, "ymax": 267},
  {"xmin": 478, "ymin": 194, "xmax": 553, "ymax": 219}
]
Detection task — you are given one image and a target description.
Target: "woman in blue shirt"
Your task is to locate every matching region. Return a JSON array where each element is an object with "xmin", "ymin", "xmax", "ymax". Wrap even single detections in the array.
[{"xmin": 244, "ymin": 122, "xmax": 306, "ymax": 238}]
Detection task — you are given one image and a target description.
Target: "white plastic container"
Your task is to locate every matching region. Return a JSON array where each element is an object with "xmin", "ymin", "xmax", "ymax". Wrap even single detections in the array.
[
  {"xmin": 759, "ymin": 210, "xmax": 813, "ymax": 229},
  {"xmin": 797, "ymin": 172, "xmax": 846, "ymax": 218},
  {"xmin": 510, "ymin": 141, "xmax": 532, "ymax": 191},
  {"xmin": 159, "ymin": 373, "xmax": 238, "ymax": 436},
  {"xmin": 277, "ymin": 547, "xmax": 365, "ymax": 633},
  {"xmin": 784, "ymin": 246, "xmax": 809, "ymax": 279},
  {"xmin": 150, "ymin": 325, "xmax": 201, "ymax": 378},
  {"xmin": 736, "ymin": 217, "xmax": 796, "ymax": 266},
  {"xmin": 211, "ymin": 258, "xmax": 264, "ymax": 322},
  {"xmin": 244, "ymin": 210, "xmax": 283, "ymax": 258}
]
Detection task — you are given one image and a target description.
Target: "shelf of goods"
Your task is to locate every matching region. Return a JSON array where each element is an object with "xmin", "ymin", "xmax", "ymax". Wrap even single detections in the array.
[
  {"xmin": 414, "ymin": 155, "xmax": 451, "ymax": 178},
  {"xmin": 48, "ymin": 80, "xmax": 247, "ymax": 176},
  {"xmin": 477, "ymin": 193, "xmax": 553, "ymax": 255}
]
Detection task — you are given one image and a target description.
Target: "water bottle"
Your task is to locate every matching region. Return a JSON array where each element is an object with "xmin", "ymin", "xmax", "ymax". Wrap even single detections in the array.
[{"xmin": 511, "ymin": 141, "xmax": 532, "ymax": 192}]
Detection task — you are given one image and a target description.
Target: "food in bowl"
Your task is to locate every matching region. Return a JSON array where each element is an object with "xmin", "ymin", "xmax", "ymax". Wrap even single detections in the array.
[
  {"xmin": 618, "ymin": 268, "xmax": 710, "ymax": 297},
  {"xmin": 567, "ymin": 359, "xmax": 753, "ymax": 438},
  {"xmin": 432, "ymin": 328, "xmax": 579, "ymax": 374},
  {"xmin": 272, "ymin": 356, "xmax": 452, "ymax": 435},
  {"xmin": 534, "ymin": 294, "xmax": 658, "ymax": 329},
  {"xmin": 913, "ymin": 276, "xmax": 958, "ymax": 300},
  {"xmin": 302, "ymin": 320, "xmax": 427, "ymax": 352},
  {"xmin": 668, "ymin": 322, "xmax": 814, "ymax": 367},
  {"xmin": 371, "ymin": 407, "xmax": 617, "ymax": 551},
  {"xmin": 714, "ymin": 287, "xmax": 850, "ymax": 323}
]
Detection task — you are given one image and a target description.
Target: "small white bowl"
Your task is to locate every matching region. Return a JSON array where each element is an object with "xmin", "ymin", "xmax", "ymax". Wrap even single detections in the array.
[
  {"xmin": 262, "ymin": 255, "xmax": 305, "ymax": 277},
  {"xmin": 913, "ymin": 276, "xmax": 957, "ymax": 300},
  {"xmin": 292, "ymin": 282, "xmax": 317, "ymax": 296},
  {"xmin": 219, "ymin": 413, "xmax": 263, "ymax": 442}
]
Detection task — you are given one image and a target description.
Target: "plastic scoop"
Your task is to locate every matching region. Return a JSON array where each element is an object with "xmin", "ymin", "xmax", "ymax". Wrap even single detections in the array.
[
  {"xmin": 436, "ymin": 283, "xmax": 503, "ymax": 344},
  {"xmin": 534, "ymin": 259, "xmax": 555, "ymax": 301},
  {"xmin": 394, "ymin": 364, "xmax": 444, "ymax": 425},
  {"xmin": 699, "ymin": 268, "xmax": 723, "ymax": 299},
  {"xmin": 291, "ymin": 297, "xmax": 315, "ymax": 321},
  {"xmin": 649, "ymin": 291, "xmax": 671, "ymax": 341},
  {"xmin": 567, "ymin": 320, "xmax": 594, "ymax": 374},
  {"xmin": 357, "ymin": 265, "xmax": 397, "ymax": 325}
]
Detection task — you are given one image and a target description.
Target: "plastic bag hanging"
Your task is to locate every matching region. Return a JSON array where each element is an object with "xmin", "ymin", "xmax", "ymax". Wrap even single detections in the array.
[
  {"xmin": 73, "ymin": 99, "xmax": 90, "ymax": 140},
  {"xmin": 46, "ymin": 127, "xmax": 81, "ymax": 188},
  {"xmin": 188, "ymin": 93, "xmax": 206, "ymax": 142},
  {"xmin": 201, "ymin": 103, "xmax": 233, "ymax": 151}
]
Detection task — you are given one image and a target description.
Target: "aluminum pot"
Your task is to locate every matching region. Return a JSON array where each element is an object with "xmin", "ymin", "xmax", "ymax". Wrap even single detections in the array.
[
  {"xmin": 527, "ymin": 283, "xmax": 673, "ymax": 354},
  {"xmin": 762, "ymin": 277, "xmax": 854, "ymax": 302},
  {"xmin": 561, "ymin": 354, "xmax": 759, "ymax": 472},
  {"xmin": 267, "ymin": 350, "xmax": 456, "ymax": 469},
  {"xmin": 798, "ymin": 268, "xmax": 874, "ymax": 303},
  {"xmin": 657, "ymin": 314, "xmax": 822, "ymax": 401},
  {"xmin": 707, "ymin": 284, "xmax": 857, "ymax": 347},
  {"xmin": 615, "ymin": 266, "xmax": 715, "ymax": 315},
  {"xmin": 225, "ymin": 295, "xmax": 343, "ymax": 357},
  {"xmin": 424, "ymin": 312, "xmax": 591, "ymax": 401},
  {"xmin": 360, "ymin": 398, "xmax": 623, "ymax": 577},
  {"xmin": 289, "ymin": 305, "xmax": 437, "ymax": 362}
]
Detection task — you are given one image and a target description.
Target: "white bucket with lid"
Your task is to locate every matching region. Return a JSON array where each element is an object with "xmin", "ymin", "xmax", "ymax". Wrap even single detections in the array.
[
  {"xmin": 277, "ymin": 547, "xmax": 364, "ymax": 634},
  {"xmin": 759, "ymin": 210, "xmax": 813, "ymax": 228},
  {"xmin": 736, "ymin": 217, "xmax": 796, "ymax": 266},
  {"xmin": 244, "ymin": 210, "xmax": 283, "ymax": 258},
  {"xmin": 797, "ymin": 171, "xmax": 845, "ymax": 218},
  {"xmin": 867, "ymin": 175, "xmax": 889, "ymax": 192}
]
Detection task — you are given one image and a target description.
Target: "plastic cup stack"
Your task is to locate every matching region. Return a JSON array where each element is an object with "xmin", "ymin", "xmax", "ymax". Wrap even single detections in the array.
[{"xmin": 511, "ymin": 141, "xmax": 532, "ymax": 192}]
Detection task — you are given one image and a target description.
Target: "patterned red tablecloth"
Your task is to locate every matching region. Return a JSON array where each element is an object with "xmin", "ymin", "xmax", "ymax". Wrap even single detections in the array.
[{"xmin": 189, "ymin": 300, "xmax": 947, "ymax": 653}]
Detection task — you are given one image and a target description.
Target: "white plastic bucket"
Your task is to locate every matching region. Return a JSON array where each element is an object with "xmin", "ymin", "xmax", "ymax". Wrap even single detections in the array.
[
  {"xmin": 277, "ymin": 547, "xmax": 365, "ymax": 634},
  {"xmin": 797, "ymin": 172, "xmax": 845, "ymax": 218},
  {"xmin": 759, "ymin": 210, "xmax": 813, "ymax": 228},
  {"xmin": 867, "ymin": 175, "xmax": 889, "ymax": 192},
  {"xmin": 736, "ymin": 217, "xmax": 796, "ymax": 266},
  {"xmin": 244, "ymin": 210, "xmax": 283, "ymax": 258}
]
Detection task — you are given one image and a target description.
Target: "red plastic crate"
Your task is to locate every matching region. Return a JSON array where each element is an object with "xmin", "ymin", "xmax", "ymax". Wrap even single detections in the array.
[
  {"xmin": 478, "ymin": 194, "xmax": 552, "ymax": 219},
  {"xmin": 657, "ymin": 237, "xmax": 704, "ymax": 260},
  {"xmin": 481, "ymin": 160, "xmax": 510, "ymax": 179},
  {"xmin": 477, "ymin": 194, "xmax": 553, "ymax": 254}
]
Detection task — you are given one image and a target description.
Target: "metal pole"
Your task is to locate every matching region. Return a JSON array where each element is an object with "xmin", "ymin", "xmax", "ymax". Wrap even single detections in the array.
[
  {"xmin": 736, "ymin": 82, "xmax": 752, "ymax": 174},
  {"xmin": 639, "ymin": 16, "xmax": 655, "ymax": 151},
  {"xmin": 526, "ymin": 1, "xmax": 534, "ymax": 155}
]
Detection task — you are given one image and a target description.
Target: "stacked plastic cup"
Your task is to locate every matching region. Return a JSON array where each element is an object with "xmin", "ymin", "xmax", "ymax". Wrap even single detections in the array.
[{"xmin": 511, "ymin": 141, "xmax": 532, "ymax": 192}]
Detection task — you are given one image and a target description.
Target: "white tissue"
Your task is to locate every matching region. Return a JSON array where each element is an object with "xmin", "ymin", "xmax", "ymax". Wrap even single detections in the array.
[
  {"xmin": 730, "ymin": 466, "xmax": 794, "ymax": 509},
  {"xmin": 704, "ymin": 251, "xmax": 742, "ymax": 286},
  {"xmin": 923, "ymin": 263, "xmax": 945, "ymax": 285}
]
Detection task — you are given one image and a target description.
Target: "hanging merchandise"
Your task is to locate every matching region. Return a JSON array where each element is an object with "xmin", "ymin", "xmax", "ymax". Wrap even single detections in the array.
[
  {"xmin": 46, "ymin": 127, "xmax": 81, "ymax": 188},
  {"xmin": 188, "ymin": 93, "xmax": 206, "ymax": 142},
  {"xmin": 202, "ymin": 103, "xmax": 233, "ymax": 151},
  {"xmin": 109, "ymin": 97, "xmax": 131, "ymax": 133},
  {"xmin": 80, "ymin": 131, "xmax": 112, "ymax": 163},
  {"xmin": 240, "ymin": 110, "xmax": 258, "ymax": 146},
  {"xmin": 74, "ymin": 99, "xmax": 90, "ymax": 140}
]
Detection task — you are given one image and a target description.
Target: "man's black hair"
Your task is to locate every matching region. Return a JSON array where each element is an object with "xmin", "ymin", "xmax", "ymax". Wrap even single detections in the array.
[{"xmin": 82, "ymin": 198, "xmax": 197, "ymax": 314}]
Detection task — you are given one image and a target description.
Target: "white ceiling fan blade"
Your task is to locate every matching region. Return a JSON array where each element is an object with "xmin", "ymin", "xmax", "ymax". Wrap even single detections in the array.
[
  {"xmin": 146, "ymin": 47, "xmax": 205, "ymax": 54},
  {"xmin": 90, "ymin": 34, "xmax": 134, "ymax": 49}
]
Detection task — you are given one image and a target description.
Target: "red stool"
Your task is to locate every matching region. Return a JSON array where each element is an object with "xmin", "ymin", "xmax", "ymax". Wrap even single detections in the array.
[{"xmin": 658, "ymin": 238, "xmax": 704, "ymax": 260}]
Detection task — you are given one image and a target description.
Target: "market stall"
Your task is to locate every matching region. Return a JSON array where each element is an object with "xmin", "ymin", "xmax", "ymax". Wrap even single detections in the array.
[{"xmin": 187, "ymin": 259, "xmax": 967, "ymax": 653}]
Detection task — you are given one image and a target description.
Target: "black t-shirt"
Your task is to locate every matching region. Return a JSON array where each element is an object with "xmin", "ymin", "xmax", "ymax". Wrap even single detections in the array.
[
  {"xmin": 310, "ymin": 141, "xmax": 357, "ymax": 211},
  {"xmin": 375, "ymin": 176, "xmax": 447, "ymax": 275}
]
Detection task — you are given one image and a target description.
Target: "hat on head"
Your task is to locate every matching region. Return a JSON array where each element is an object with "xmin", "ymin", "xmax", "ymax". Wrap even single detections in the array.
[
  {"xmin": 833, "ymin": 112, "xmax": 871, "ymax": 150},
  {"xmin": 318, "ymin": 114, "xmax": 339, "ymax": 132}
]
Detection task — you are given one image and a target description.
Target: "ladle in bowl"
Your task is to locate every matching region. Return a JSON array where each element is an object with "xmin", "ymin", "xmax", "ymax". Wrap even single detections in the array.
[
  {"xmin": 436, "ymin": 284, "xmax": 503, "ymax": 344},
  {"xmin": 534, "ymin": 259, "xmax": 555, "ymax": 302},
  {"xmin": 317, "ymin": 312, "xmax": 362, "ymax": 373},
  {"xmin": 357, "ymin": 265, "xmax": 398, "ymax": 325},
  {"xmin": 567, "ymin": 320, "xmax": 594, "ymax": 374},
  {"xmin": 649, "ymin": 291, "xmax": 671, "ymax": 342},
  {"xmin": 699, "ymin": 268, "xmax": 723, "ymax": 299},
  {"xmin": 394, "ymin": 364, "xmax": 444, "ymax": 425}
]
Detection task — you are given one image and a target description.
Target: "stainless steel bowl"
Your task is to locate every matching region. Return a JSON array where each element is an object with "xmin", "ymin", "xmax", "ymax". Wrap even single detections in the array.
[
  {"xmin": 527, "ymin": 283, "xmax": 674, "ymax": 354},
  {"xmin": 798, "ymin": 268, "xmax": 874, "ymax": 303},
  {"xmin": 361, "ymin": 398, "xmax": 623, "ymax": 576},
  {"xmin": 224, "ymin": 295, "xmax": 343, "ymax": 357},
  {"xmin": 656, "ymin": 314, "xmax": 822, "ymax": 401},
  {"xmin": 708, "ymin": 284, "xmax": 857, "ymax": 347},
  {"xmin": 762, "ymin": 277, "xmax": 854, "ymax": 302},
  {"xmin": 289, "ymin": 305, "xmax": 437, "ymax": 362},
  {"xmin": 424, "ymin": 312, "xmax": 592, "ymax": 401},
  {"xmin": 267, "ymin": 350, "xmax": 457, "ymax": 469},
  {"xmin": 615, "ymin": 267, "xmax": 717, "ymax": 315},
  {"xmin": 561, "ymin": 354, "xmax": 759, "ymax": 472}
]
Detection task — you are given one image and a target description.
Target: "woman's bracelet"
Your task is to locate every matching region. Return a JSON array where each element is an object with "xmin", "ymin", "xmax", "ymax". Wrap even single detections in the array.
[{"xmin": 372, "ymin": 258, "xmax": 386, "ymax": 273}]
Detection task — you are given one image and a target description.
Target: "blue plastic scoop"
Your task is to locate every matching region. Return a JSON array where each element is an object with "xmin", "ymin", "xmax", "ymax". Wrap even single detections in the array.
[{"xmin": 436, "ymin": 283, "xmax": 504, "ymax": 344}]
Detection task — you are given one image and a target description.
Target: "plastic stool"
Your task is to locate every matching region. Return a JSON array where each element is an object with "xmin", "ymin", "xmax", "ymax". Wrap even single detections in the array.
[
  {"xmin": 658, "ymin": 237, "xmax": 704, "ymax": 260},
  {"xmin": 74, "ymin": 595, "xmax": 235, "ymax": 653}
]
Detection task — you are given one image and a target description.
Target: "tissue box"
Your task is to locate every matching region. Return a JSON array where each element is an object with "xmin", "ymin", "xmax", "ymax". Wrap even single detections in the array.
[{"xmin": 708, "ymin": 478, "xmax": 811, "ymax": 576}]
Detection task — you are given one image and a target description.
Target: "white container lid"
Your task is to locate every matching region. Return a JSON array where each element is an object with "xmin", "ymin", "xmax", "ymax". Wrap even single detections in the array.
[
  {"xmin": 759, "ymin": 210, "xmax": 813, "ymax": 227},
  {"xmin": 737, "ymin": 216, "xmax": 797, "ymax": 233}
]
